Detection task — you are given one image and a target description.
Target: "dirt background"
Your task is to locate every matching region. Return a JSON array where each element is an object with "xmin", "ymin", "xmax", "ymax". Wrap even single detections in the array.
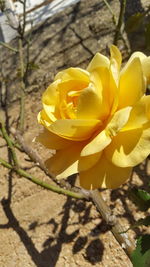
[{"xmin": 0, "ymin": 0, "xmax": 150, "ymax": 266}]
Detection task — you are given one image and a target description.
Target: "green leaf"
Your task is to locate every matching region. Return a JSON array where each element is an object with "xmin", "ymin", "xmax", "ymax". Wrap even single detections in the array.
[
  {"xmin": 125, "ymin": 13, "xmax": 144, "ymax": 33},
  {"xmin": 129, "ymin": 188, "xmax": 150, "ymax": 211},
  {"xmin": 131, "ymin": 235, "xmax": 150, "ymax": 267},
  {"xmin": 145, "ymin": 23, "xmax": 150, "ymax": 49}
]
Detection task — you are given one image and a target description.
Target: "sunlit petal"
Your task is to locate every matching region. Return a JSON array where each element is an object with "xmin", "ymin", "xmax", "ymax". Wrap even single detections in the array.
[
  {"xmin": 78, "ymin": 152, "xmax": 102, "ymax": 172},
  {"xmin": 109, "ymin": 45, "xmax": 122, "ymax": 114},
  {"xmin": 49, "ymin": 119, "xmax": 101, "ymax": 141},
  {"xmin": 87, "ymin": 53, "xmax": 109, "ymax": 72},
  {"xmin": 38, "ymin": 109, "xmax": 52, "ymax": 127},
  {"xmin": 45, "ymin": 143, "xmax": 84, "ymax": 178},
  {"xmin": 55, "ymin": 67, "xmax": 90, "ymax": 83},
  {"xmin": 106, "ymin": 106, "xmax": 132, "ymax": 136},
  {"xmin": 124, "ymin": 52, "xmax": 150, "ymax": 85},
  {"xmin": 35, "ymin": 128, "xmax": 74, "ymax": 149},
  {"xmin": 122, "ymin": 96, "xmax": 150, "ymax": 131},
  {"xmin": 110, "ymin": 45, "xmax": 122, "ymax": 86},
  {"xmin": 77, "ymin": 82, "xmax": 106, "ymax": 120},
  {"xmin": 80, "ymin": 154, "xmax": 131, "ymax": 189},
  {"xmin": 81, "ymin": 130, "xmax": 111, "ymax": 156},
  {"xmin": 118, "ymin": 57, "xmax": 146, "ymax": 108},
  {"xmin": 42, "ymin": 80, "xmax": 59, "ymax": 106},
  {"xmin": 105, "ymin": 122, "xmax": 150, "ymax": 167},
  {"xmin": 142, "ymin": 56, "xmax": 150, "ymax": 85}
]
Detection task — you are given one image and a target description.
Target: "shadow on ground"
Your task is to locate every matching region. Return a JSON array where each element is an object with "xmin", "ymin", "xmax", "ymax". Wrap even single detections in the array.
[{"xmin": 0, "ymin": 175, "xmax": 106, "ymax": 267}]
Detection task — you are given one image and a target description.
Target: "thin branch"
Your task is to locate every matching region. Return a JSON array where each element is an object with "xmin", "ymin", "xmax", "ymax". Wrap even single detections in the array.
[
  {"xmin": 113, "ymin": 0, "xmax": 127, "ymax": 45},
  {"xmin": 102, "ymin": 0, "xmax": 117, "ymax": 25},
  {"xmin": 0, "ymin": 120, "xmax": 19, "ymax": 168},
  {"xmin": 18, "ymin": 38, "xmax": 25, "ymax": 133},
  {"xmin": 10, "ymin": 128, "xmax": 81, "ymax": 189},
  {"xmin": 11, "ymin": 127, "xmax": 53, "ymax": 175},
  {"xmin": 23, "ymin": 39, "xmax": 30, "ymax": 83},
  {"xmin": 21, "ymin": 0, "xmax": 27, "ymax": 39},
  {"xmin": 0, "ymin": 41, "xmax": 18, "ymax": 53},
  {"xmin": 0, "ymin": 129, "xmax": 22, "ymax": 151},
  {"xmin": 102, "ymin": 0, "xmax": 129, "ymax": 52},
  {"xmin": 90, "ymin": 190, "xmax": 135, "ymax": 259},
  {"xmin": 18, "ymin": 0, "xmax": 24, "ymax": 5},
  {"xmin": 0, "ymin": 68, "xmax": 7, "ymax": 107},
  {"xmin": 0, "ymin": 157, "xmax": 87, "ymax": 199}
]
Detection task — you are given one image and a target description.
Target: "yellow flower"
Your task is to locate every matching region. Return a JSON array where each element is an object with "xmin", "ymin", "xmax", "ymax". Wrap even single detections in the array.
[{"xmin": 37, "ymin": 46, "xmax": 150, "ymax": 189}]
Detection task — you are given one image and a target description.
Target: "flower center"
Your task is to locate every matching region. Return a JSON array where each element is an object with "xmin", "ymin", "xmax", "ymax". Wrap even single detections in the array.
[{"xmin": 59, "ymin": 80, "xmax": 89, "ymax": 119}]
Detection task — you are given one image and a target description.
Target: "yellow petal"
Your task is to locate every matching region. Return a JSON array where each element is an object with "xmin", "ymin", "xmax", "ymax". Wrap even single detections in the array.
[
  {"xmin": 118, "ymin": 57, "xmax": 146, "ymax": 109},
  {"xmin": 43, "ymin": 103, "xmax": 60, "ymax": 122},
  {"xmin": 87, "ymin": 53, "xmax": 109, "ymax": 72},
  {"xmin": 80, "ymin": 154, "xmax": 131, "ymax": 189},
  {"xmin": 87, "ymin": 47, "xmax": 120, "ymax": 118},
  {"xmin": 89, "ymin": 70, "xmax": 111, "ymax": 120},
  {"xmin": 42, "ymin": 80, "xmax": 59, "ymax": 106},
  {"xmin": 124, "ymin": 52, "xmax": 150, "ymax": 85},
  {"xmin": 44, "ymin": 68, "xmax": 90, "ymax": 121},
  {"xmin": 106, "ymin": 106, "xmax": 132, "ymax": 136},
  {"xmin": 80, "ymin": 106, "xmax": 131, "ymax": 158},
  {"xmin": 42, "ymin": 80, "xmax": 61, "ymax": 121},
  {"xmin": 122, "ymin": 96, "xmax": 150, "ymax": 131},
  {"xmin": 58, "ymin": 79, "xmax": 89, "ymax": 95},
  {"xmin": 55, "ymin": 67, "xmax": 90, "ymax": 83},
  {"xmin": 81, "ymin": 130, "xmax": 111, "ymax": 156},
  {"xmin": 78, "ymin": 152, "xmax": 102, "ymax": 172},
  {"xmin": 38, "ymin": 109, "xmax": 52, "ymax": 127},
  {"xmin": 35, "ymin": 128, "xmax": 74, "ymax": 149},
  {"xmin": 45, "ymin": 143, "xmax": 84, "ymax": 178},
  {"xmin": 108, "ymin": 46, "xmax": 122, "ymax": 114},
  {"xmin": 49, "ymin": 119, "xmax": 101, "ymax": 141},
  {"xmin": 110, "ymin": 45, "xmax": 122, "ymax": 86},
  {"xmin": 76, "ymin": 82, "xmax": 106, "ymax": 120},
  {"xmin": 105, "ymin": 122, "xmax": 150, "ymax": 167},
  {"xmin": 126, "ymin": 51, "xmax": 146, "ymax": 65},
  {"xmin": 142, "ymin": 56, "xmax": 150, "ymax": 85},
  {"xmin": 58, "ymin": 79, "xmax": 89, "ymax": 119}
]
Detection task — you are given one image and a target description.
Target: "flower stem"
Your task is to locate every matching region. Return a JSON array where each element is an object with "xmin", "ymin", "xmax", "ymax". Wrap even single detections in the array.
[
  {"xmin": 18, "ymin": 38, "xmax": 25, "ymax": 133},
  {"xmin": 0, "ymin": 120, "xmax": 19, "ymax": 168},
  {"xmin": 113, "ymin": 0, "xmax": 126, "ymax": 45},
  {"xmin": 0, "ymin": 129, "xmax": 22, "ymax": 151},
  {"xmin": 0, "ymin": 157, "xmax": 86, "ymax": 199},
  {"xmin": 90, "ymin": 190, "xmax": 135, "ymax": 259},
  {"xmin": 102, "ymin": 0, "xmax": 117, "ymax": 25}
]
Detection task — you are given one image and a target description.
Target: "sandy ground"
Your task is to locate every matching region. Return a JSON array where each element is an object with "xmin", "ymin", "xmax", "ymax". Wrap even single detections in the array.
[{"xmin": 0, "ymin": 0, "xmax": 150, "ymax": 266}]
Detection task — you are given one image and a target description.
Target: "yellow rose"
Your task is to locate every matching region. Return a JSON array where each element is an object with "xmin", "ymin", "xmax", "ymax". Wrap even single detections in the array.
[{"xmin": 37, "ymin": 45, "xmax": 150, "ymax": 189}]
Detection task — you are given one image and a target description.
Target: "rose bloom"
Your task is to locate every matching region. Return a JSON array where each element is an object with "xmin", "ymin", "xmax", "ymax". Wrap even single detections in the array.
[{"xmin": 37, "ymin": 46, "xmax": 150, "ymax": 189}]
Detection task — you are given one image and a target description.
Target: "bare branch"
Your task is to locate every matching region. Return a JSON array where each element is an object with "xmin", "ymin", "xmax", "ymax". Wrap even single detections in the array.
[
  {"xmin": 0, "ymin": 120, "xmax": 19, "ymax": 168},
  {"xmin": 90, "ymin": 190, "xmax": 135, "ymax": 258},
  {"xmin": 0, "ymin": 157, "xmax": 87, "ymax": 200},
  {"xmin": 0, "ymin": 41, "xmax": 18, "ymax": 53},
  {"xmin": 18, "ymin": 38, "xmax": 25, "ymax": 133},
  {"xmin": 113, "ymin": 0, "xmax": 127, "ymax": 45}
]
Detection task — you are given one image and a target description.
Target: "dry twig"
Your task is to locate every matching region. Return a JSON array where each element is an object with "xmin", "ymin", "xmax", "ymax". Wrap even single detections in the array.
[
  {"xmin": 0, "ymin": 157, "xmax": 87, "ymax": 199},
  {"xmin": 90, "ymin": 190, "xmax": 135, "ymax": 258}
]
